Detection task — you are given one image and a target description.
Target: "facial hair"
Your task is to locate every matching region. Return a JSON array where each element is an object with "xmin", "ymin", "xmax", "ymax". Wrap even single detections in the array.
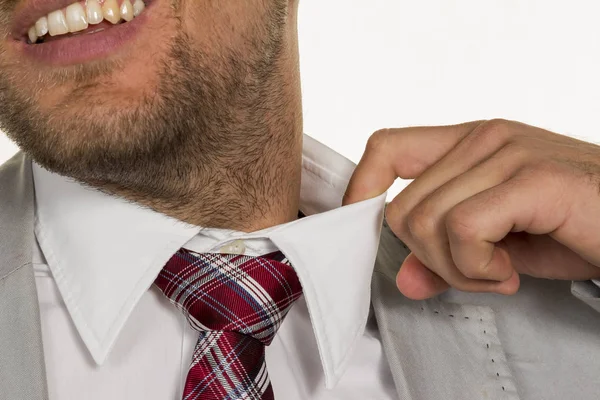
[{"xmin": 0, "ymin": 3, "xmax": 302, "ymax": 230}]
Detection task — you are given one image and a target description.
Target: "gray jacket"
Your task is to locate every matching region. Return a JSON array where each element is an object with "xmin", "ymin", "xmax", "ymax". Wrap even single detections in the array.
[{"xmin": 2, "ymin": 152, "xmax": 600, "ymax": 400}]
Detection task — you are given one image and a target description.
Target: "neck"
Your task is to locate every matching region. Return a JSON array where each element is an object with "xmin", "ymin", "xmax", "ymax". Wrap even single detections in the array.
[
  {"xmin": 142, "ymin": 131, "xmax": 305, "ymax": 233},
  {"xmin": 98, "ymin": 43, "xmax": 304, "ymax": 232},
  {"xmin": 95, "ymin": 97, "xmax": 304, "ymax": 232}
]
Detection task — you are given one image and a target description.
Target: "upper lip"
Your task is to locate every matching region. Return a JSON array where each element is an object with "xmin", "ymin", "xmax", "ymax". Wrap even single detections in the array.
[{"xmin": 11, "ymin": 0, "xmax": 79, "ymax": 40}]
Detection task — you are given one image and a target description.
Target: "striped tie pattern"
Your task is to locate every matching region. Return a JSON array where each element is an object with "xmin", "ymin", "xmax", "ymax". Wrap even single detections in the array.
[{"xmin": 155, "ymin": 248, "xmax": 303, "ymax": 400}]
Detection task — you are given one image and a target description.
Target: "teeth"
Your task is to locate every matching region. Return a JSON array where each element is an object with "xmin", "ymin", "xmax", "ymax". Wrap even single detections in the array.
[
  {"xmin": 27, "ymin": 0, "xmax": 147, "ymax": 44},
  {"xmin": 35, "ymin": 16, "xmax": 48, "ymax": 37},
  {"xmin": 120, "ymin": 0, "xmax": 134, "ymax": 22},
  {"xmin": 133, "ymin": 0, "xmax": 145, "ymax": 17},
  {"xmin": 47, "ymin": 10, "xmax": 69, "ymax": 37},
  {"xmin": 65, "ymin": 3, "xmax": 88, "ymax": 33},
  {"xmin": 86, "ymin": 0, "xmax": 103, "ymax": 25},
  {"xmin": 28, "ymin": 26, "xmax": 38, "ymax": 44},
  {"xmin": 102, "ymin": 0, "xmax": 120, "ymax": 24}
]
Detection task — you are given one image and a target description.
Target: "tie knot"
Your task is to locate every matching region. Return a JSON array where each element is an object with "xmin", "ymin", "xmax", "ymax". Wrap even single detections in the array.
[{"xmin": 155, "ymin": 248, "xmax": 303, "ymax": 345}]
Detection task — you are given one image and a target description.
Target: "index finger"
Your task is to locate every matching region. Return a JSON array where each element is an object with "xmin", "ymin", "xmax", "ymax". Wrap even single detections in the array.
[{"xmin": 343, "ymin": 121, "xmax": 483, "ymax": 206}]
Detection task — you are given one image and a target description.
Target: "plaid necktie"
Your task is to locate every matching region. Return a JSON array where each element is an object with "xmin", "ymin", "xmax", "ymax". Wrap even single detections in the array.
[{"xmin": 155, "ymin": 248, "xmax": 303, "ymax": 400}]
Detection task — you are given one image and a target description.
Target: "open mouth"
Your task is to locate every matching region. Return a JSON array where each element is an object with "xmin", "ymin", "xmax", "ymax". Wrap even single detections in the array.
[
  {"xmin": 11, "ymin": 0, "xmax": 155, "ymax": 65},
  {"xmin": 25, "ymin": 0, "xmax": 146, "ymax": 44}
]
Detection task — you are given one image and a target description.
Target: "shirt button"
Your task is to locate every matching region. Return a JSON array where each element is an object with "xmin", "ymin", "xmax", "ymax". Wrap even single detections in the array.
[{"xmin": 219, "ymin": 239, "xmax": 247, "ymax": 255}]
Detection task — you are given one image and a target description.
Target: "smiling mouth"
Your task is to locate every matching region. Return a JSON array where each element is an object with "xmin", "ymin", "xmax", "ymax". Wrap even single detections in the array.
[
  {"xmin": 10, "ymin": 0, "xmax": 155, "ymax": 66},
  {"xmin": 25, "ymin": 0, "xmax": 146, "ymax": 44}
]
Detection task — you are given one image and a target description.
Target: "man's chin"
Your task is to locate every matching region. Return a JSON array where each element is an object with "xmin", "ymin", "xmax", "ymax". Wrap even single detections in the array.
[
  {"xmin": 0, "ymin": 67, "xmax": 165, "ymax": 176},
  {"xmin": 0, "ymin": 30, "xmax": 197, "ymax": 182}
]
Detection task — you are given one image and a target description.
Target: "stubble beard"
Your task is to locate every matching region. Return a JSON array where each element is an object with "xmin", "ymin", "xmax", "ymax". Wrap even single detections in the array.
[{"xmin": 0, "ymin": 6, "xmax": 302, "ymax": 230}]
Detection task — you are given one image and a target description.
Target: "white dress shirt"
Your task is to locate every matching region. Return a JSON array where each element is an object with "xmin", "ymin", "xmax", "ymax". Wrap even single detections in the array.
[{"xmin": 32, "ymin": 135, "xmax": 397, "ymax": 400}]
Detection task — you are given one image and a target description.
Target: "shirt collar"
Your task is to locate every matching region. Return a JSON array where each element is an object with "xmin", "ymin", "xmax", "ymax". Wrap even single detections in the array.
[{"xmin": 33, "ymin": 134, "xmax": 386, "ymax": 388}]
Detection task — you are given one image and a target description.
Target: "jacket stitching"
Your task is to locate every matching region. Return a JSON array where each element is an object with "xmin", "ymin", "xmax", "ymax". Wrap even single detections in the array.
[{"xmin": 0, "ymin": 262, "xmax": 32, "ymax": 281}]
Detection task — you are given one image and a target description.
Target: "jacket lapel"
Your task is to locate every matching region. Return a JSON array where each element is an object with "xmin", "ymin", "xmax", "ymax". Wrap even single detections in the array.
[{"xmin": 0, "ymin": 153, "xmax": 49, "ymax": 399}]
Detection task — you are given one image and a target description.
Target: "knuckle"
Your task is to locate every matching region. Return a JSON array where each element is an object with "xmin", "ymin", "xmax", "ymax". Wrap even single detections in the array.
[
  {"xmin": 499, "ymin": 140, "xmax": 533, "ymax": 167},
  {"xmin": 446, "ymin": 207, "xmax": 478, "ymax": 243},
  {"xmin": 407, "ymin": 206, "xmax": 437, "ymax": 241},
  {"xmin": 485, "ymin": 118, "xmax": 512, "ymax": 131},
  {"xmin": 385, "ymin": 204, "xmax": 410, "ymax": 239},
  {"xmin": 386, "ymin": 202, "xmax": 417, "ymax": 241},
  {"xmin": 475, "ymin": 118, "xmax": 514, "ymax": 142},
  {"xmin": 365, "ymin": 129, "xmax": 391, "ymax": 153},
  {"xmin": 502, "ymin": 139, "xmax": 527, "ymax": 157}
]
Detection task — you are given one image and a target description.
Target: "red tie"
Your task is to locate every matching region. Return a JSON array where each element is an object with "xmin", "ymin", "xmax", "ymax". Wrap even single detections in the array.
[{"xmin": 154, "ymin": 248, "xmax": 303, "ymax": 400}]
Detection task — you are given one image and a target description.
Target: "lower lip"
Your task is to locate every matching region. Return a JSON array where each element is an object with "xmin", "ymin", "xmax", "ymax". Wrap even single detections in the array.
[{"xmin": 13, "ymin": 4, "xmax": 153, "ymax": 66}]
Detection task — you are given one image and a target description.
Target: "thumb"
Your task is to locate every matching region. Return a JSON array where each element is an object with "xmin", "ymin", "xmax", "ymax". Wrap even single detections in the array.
[{"xmin": 396, "ymin": 253, "xmax": 450, "ymax": 300}]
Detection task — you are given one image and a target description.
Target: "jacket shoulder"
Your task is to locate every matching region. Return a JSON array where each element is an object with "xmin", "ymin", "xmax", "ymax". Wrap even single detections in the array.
[
  {"xmin": 0, "ymin": 151, "xmax": 27, "ymax": 185},
  {"xmin": 0, "ymin": 151, "xmax": 34, "ymax": 279}
]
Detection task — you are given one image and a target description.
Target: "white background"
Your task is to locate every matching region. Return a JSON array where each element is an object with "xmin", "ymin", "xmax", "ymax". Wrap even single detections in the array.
[{"xmin": 2, "ymin": 0, "xmax": 600, "ymax": 198}]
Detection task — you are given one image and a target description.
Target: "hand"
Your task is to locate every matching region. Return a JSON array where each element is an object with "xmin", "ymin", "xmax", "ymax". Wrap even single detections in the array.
[{"xmin": 343, "ymin": 119, "xmax": 600, "ymax": 300}]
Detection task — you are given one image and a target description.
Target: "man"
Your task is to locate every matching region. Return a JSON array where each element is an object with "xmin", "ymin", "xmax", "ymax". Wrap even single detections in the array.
[{"xmin": 1, "ymin": 0, "xmax": 600, "ymax": 399}]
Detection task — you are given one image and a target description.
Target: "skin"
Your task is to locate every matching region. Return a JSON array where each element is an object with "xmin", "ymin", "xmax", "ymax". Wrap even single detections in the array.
[
  {"xmin": 3, "ymin": 0, "xmax": 598, "ymax": 301},
  {"xmin": 344, "ymin": 119, "xmax": 600, "ymax": 299},
  {"xmin": 0, "ymin": 0, "xmax": 303, "ymax": 232}
]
